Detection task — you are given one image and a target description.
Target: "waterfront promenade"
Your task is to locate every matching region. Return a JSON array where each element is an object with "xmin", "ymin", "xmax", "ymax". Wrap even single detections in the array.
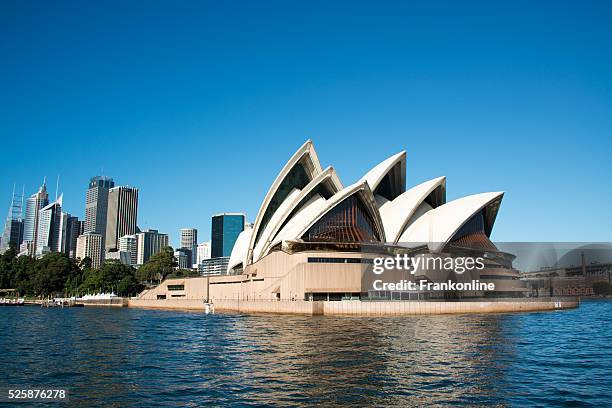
[{"xmin": 128, "ymin": 297, "xmax": 579, "ymax": 315}]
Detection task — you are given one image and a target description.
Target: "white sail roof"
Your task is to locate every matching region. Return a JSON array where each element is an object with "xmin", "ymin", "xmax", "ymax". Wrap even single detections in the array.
[
  {"xmin": 240, "ymin": 140, "xmax": 506, "ymax": 268},
  {"xmin": 247, "ymin": 140, "xmax": 323, "ymax": 263},
  {"xmin": 398, "ymin": 191, "xmax": 504, "ymax": 253},
  {"xmin": 379, "ymin": 177, "xmax": 446, "ymax": 243},
  {"xmin": 255, "ymin": 166, "xmax": 343, "ymax": 261},
  {"xmin": 252, "ymin": 188, "xmax": 302, "ymax": 262},
  {"xmin": 358, "ymin": 151, "xmax": 406, "ymax": 201},
  {"xmin": 292, "ymin": 181, "xmax": 386, "ymax": 243},
  {"xmin": 227, "ymin": 227, "xmax": 253, "ymax": 273},
  {"xmin": 268, "ymin": 195, "xmax": 328, "ymax": 250}
]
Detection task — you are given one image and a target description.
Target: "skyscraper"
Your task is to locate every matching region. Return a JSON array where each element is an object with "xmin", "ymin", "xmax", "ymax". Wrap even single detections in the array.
[
  {"xmin": 174, "ymin": 248, "xmax": 190, "ymax": 269},
  {"xmin": 23, "ymin": 181, "xmax": 49, "ymax": 251},
  {"xmin": 76, "ymin": 232, "xmax": 104, "ymax": 269},
  {"xmin": 36, "ymin": 194, "xmax": 63, "ymax": 256},
  {"xmin": 180, "ymin": 228, "xmax": 198, "ymax": 267},
  {"xmin": 211, "ymin": 213, "xmax": 245, "ymax": 258},
  {"xmin": 136, "ymin": 229, "xmax": 168, "ymax": 265},
  {"xmin": 0, "ymin": 185, "xmax": 24, "ymax": 253},
  {"xmin": 58, "ymin": 213, "xmax": 83, "ymax": 259},
  {"xmin": 119, "ymin": 234, "xmax": 137, "ymax": 266},
  {"xmin": 196, "ymin": 241, "xmax": 211, "ymax": 265},
  {"xmin": 105, "ymin": 186, "xmax": 138, "ymax": 252},
  {"xmin": 84, "ymin": 176, "xmax": 114, "ymax": 237}
]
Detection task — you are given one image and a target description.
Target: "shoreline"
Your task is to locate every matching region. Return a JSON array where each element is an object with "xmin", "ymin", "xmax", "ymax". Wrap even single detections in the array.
[
  {"xmin": 14, "ymin": 296, "xmax": 585, "ymax": 315},
  {"xmin": 127, "ymin": 297, "xmax": 580, "ymax": 315}
]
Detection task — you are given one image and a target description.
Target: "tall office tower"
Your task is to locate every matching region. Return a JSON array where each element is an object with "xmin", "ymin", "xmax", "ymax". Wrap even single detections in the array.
[
  {"xmin": 58, "ymin": 212, "xmax": 70, "ymax": 254},
  {"xmin": 136, "ymin": 229, "xmax": 169, "ymax": 265},
  {"xmin": 0, "ymin": 185, "xmax": 24, "ymax": 253},
  {"xmin": 23, "ymin": 181, "xmax": 49, "ymax": 251},
  {"xmin": 36, "ymin": 194, "xmax": 63, "ymax": 256},
  {"xmin": 211, "ymin": 213, "xmax": 245, "ymax": 258},
  {"xmin": 196, "ymin": 241, "xmax": 211, "ymax": 265},
  {"xmin": 76, "ymin": 232, "xmax": 104, "ymax": 268},
  {"xmin": 84, "ymin": 176, "xmax": 114, "ymax": 239},
  {"xmin": 119, "ymin": 234, "xmax": 137, "ymax": 266},
  {"xmin": 58, "ymin": 213, "xmax": 83, "ymax": 258},
  {"xmin": 105, "ymin": 186, "xmax": 138, "ymax": 252},
  {"xmin": 180, "ymin": 228, "xmax": 198, "ymax": 267}
]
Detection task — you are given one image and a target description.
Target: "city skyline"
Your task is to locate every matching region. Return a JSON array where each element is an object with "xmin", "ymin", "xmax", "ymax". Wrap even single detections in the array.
[
  {"xmin": 0, "ymin": 176, "xmax": 230, "ymax": 249},
  {"xmin": 2, "ymin": 1, "xmax": 612, "ymax": 243}
]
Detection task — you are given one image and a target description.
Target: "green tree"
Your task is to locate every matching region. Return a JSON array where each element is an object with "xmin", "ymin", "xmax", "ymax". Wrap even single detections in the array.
[
  {"xmin": 79, "ymin": 256, "xmax": 92, "ymax": 270},
  {"xmin": 166, "ymin": 268, "xmax": 199, "ymax": 279},
  {"xmin": 79, "ymin": 268, "xmax": 104, "ymax": 295},
  {"xmin": 78, "ymin": 260, "xmax": 138, "ymax": 295},
  {"xmin": 116, "ymin": 275, "xmax": 144, "ymax": 297},
  {"xmin": 136, "ymin": 246, "xmax": 176, "ymax": 283},
  {"xmin": 32, "ymin": 252, "xmax": 80, "ymax": 297},
  {"xmin": 12, "ymin": 255, "xmax": 36, "ymax": 295}
]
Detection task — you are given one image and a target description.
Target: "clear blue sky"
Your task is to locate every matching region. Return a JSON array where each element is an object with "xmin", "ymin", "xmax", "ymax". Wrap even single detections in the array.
[{"xmin": 1, "ymin": 0, "xmax": 611, "ymax": 246}]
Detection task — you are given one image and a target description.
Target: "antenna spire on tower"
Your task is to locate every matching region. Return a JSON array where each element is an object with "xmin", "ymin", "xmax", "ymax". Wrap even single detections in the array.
[{"xmin": 55, "ymin": 175, "xmax": 60, "ymax": 201}]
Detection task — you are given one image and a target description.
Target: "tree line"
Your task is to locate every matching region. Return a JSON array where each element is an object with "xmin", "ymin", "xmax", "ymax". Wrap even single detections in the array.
[{"xmin": 0, "ymin": 243, "xmax": 198, "ymax": 298}]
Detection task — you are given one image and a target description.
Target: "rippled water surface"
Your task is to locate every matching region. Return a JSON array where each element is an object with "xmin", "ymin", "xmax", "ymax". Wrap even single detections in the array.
[{"xmin": 1, "ymin": 301, "xmax": 611, "ymax": 407}]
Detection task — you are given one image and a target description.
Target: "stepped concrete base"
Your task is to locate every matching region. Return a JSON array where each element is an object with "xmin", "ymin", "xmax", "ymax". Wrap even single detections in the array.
[{"xmin": 128, "ymin": 297, "xmax": 579, "ymax": 315}]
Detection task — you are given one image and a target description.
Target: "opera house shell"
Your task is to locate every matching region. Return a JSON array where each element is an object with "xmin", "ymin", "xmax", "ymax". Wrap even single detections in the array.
[{"xmin": 222, "ymin": 140, "xmax": 527, "ymax": 301}]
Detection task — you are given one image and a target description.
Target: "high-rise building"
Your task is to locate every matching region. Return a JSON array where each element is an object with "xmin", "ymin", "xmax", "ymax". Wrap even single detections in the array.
[
  {"xmin": 196, "ymin": 241, "xmax": 211, "ymax": 265},
  {"xmin": 119, "ymin": 234, "xmax": 137, "ymax": 266},
  {"xmin": 0, "ymin": 219, "xmax": 23, "ymax": 254},
  {"xmin": 84, "ymin": 176, "xmax": 114, "ymax": 238},
  {"xmin": 211, "ymin": 213, "xmax": 245, "ymax": 258},
  {"xmin": 105, "ymin": 186, "xmax": 138, "ymax": 252},
  {"xmin": 136, "ymin": 229, "xmax": 168, "ymax": 265},
  {"xmin": 18, "ymin": 240, "xmax": 36, "ymax": 257},
  {"xmin": 180, "ymin": 228, "xmax": 198, "ymax": 267},
  {"xmin": 174, "ymin": 248, "xmax": 190, "ymax": 269},
  {"xmin": 0, "ymin": 185, "xmax": 24, "ymax": 253},
  {"xmin": 36, "ymin": 194, "xmax": 63, "ymax": 256},
  {"xmin": 104, "ymin": 250, "xmax": 132, "ymax": 265},
  {"xmin": 76, "ymin": 232, "xmax": 104, "ymax": 269},
  {"xmin": 59, "ymin": 215, "xmax": 83, "ymax": 259},
  {"xmin": 23, "ymin": 181, "xmax": 49, "ymax": 250},
  {"xmin": 58, "ymin": 212, "xmax": 70, "ymax": 254}
]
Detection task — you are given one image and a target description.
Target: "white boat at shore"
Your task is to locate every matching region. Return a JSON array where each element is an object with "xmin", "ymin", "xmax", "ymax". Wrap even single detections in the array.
[{"xmin": 0, "ymin": 298, "xmax": 25, "ymax": 306}]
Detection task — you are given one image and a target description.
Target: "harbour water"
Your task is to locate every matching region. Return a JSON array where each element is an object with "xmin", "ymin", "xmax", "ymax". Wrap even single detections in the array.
[{"xmin": 1, "ymin": 300, "xmax": 611, "ymax": 406}]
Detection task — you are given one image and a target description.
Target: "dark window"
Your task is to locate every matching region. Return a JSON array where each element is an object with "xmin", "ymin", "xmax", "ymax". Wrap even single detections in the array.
[
  {"xmin": 375, "ymin": 161, "xmax": 404, "ymax": 201},
  {"xmin": 305, "ymin": 292, "xmax": 362, "ymax": 301},
  {"xmin": 307, "ymin": 257, "xmax": 373, "ymax": 264},
  {"xmin": 157, "ymin": 295, "xmax": 166, "ymax": 300},
  {"xmin": 168, "ymin": 285, "xmax": 185, "ymax": 291},
  {"xmin": 302, "ymin": 195, "xmax": 381, "ymax": 243},
  {"xmin": 449, "ymin": 211, "xmax": 497, "ymax": 251},
  {"xmin": 479, "ymin": 275, "xmax": 517, "ymax": 280},
  {"xmin": 255, "ymin": 163, "xmax": 311, "ymax": 245}
]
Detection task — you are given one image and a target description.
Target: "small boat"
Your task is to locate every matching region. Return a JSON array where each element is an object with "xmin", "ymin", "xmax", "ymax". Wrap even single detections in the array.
[{"xmin": 0, "ymin": 298, "xmax": 25, "ymax": 306}]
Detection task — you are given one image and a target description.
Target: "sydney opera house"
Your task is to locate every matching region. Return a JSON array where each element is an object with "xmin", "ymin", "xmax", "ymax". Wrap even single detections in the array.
[
  {"xmin": 137, "ymin": 140, "xmax": 578, "ymax": 314},
  {"xmin": 226, "ymin": 139, "xmax": 524, "ymax": 298}
]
